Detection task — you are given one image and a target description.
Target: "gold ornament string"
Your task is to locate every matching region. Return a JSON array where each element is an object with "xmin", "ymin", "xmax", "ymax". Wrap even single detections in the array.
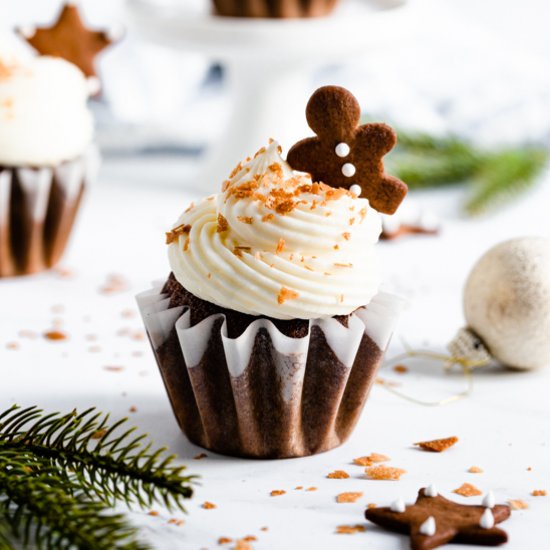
[{"xmin": 379, "ymin": 339, "xmax": 490, "ymax": 407}]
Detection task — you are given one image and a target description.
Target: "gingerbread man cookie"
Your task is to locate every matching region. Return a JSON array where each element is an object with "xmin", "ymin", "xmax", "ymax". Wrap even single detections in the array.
[{"xmin": 287, "ymin": 86, "xmax": 407, "ymax": 215}]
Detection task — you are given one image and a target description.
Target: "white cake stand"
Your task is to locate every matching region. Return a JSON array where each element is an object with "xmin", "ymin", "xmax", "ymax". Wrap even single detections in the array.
[{"xmin": 126, "ymin": 0, "xmax": 412, "ymax": 189}]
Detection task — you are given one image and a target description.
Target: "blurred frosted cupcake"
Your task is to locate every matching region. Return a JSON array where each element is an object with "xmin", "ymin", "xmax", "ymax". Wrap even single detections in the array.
[
  {"xmin": 138, "ymin": 140, "xmax": 404, "ymax": 458},
  {"xmin": 213, "ymin": 0, "xmax": 339, "ymax": 18},
  {"xmin": 0, "ymin": 50, "xmax": 97, "ymax": 277}
]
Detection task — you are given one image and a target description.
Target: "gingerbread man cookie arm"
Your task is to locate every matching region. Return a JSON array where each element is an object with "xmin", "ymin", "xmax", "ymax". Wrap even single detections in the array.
[
  {"xmin": 355, "ymin": 123, "xmax": 397, "ymax": 156},
  {"xmin": 286, "ymin": 137, "xmax": 321, "ymax": 176},
  {"xmin": 369, "ymin": 174, "xmax": 408, "ymax": 215}
]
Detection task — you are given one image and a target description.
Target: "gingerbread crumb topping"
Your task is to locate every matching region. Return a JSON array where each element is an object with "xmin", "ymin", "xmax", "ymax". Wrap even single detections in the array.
[
  {"xmin": 277, "ymin": 287, "xmax": 299, "ymax": 304},
  {"xmin": 165, "ymin": 223, "xmax": 191, "ymax": 244},
  {"xmin": 532, "ymin": 489, "xmax": 546, "ymax": 496},
  {"xmin": 270, "ymin": 490, "xmax": 286, "ymax": 497},
  {"xmin": 217, "ymin": 214, "xmax": 229, "ymax": 233},
  {"xmin": 237, "ymin": 216, "xmax": 253, "ymax": 224},
  {"xmin": 353, "ymin": 453, "xmax": 390, "ymax": 467},
  {"xmin": 276, "ymin": 238, "xmax": 285, "ymax": 255}
]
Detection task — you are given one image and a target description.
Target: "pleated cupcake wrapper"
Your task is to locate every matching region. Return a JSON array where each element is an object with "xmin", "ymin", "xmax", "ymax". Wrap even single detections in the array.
[
  {"xmin": 0, "ymin": 147, "xmax": 99, "ymax": 277},
  {"xmin": 137, "ymin": 284, "xmax": 404, "ymax": 458}
]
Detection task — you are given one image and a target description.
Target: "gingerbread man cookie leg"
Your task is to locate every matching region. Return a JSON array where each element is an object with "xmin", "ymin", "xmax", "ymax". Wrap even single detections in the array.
[{"xmin": 287, "ymin": 86, "xmax": 407, "ymax": 215}]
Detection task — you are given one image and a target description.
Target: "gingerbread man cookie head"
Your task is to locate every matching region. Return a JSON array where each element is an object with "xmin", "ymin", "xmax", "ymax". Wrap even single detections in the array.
[{"xmin": 287, "ymin": 86, "xmax": 407, "ymax": 215}]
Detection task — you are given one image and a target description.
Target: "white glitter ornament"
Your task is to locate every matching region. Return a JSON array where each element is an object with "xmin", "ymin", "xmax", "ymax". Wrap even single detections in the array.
[{"xmin": 449, "ymin": 236, "xmax": 550, "ymax": 371}]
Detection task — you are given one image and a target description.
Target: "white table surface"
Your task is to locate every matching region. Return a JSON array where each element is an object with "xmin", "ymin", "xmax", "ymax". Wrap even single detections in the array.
[{"xmin": 2, "ymin": 157, "xmax": 550, "ymax": 550}]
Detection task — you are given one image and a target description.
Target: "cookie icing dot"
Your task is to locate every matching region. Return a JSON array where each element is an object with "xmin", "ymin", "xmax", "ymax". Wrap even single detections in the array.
[
  {"xmin": 390, "ymin": 497, "xmax": 405, "ymax": 513},
  {"xmin": 482, "ymin": 491, "xmax": 495, "ymax": 508},
  {"xmin": 480, "ymin": 508, "xmax": 494, "ymax": 529},
  {"xmin": 419, "ymin": 516, "xmax": 436, "ymax": 536},
  {"xmin": 425, "ymin": 484, "xmax": 438, "ymax": 497},
  {"xmin": 335, "ymin": 142, "xmax": 350, "ymax": 157},
  {"xmin": 350, "ymin": 184, "xmax": 361, "ymax": 196},
  {"xmin": 342, "ymin": 163, "xmax": 356, "ymax": 177}
]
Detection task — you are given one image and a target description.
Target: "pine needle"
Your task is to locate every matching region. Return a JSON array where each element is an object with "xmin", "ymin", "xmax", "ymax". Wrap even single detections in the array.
[{"xmin": 0, "ymin": 405, "xmax": 198, "ymax": 550}]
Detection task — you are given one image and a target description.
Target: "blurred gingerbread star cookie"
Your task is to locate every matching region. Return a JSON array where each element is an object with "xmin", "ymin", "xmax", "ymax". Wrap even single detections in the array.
[
  {"xmin": 17, "ymin": 2, "xmax": 120, "ymax": 85},
  {"xmin": 287, "ymin": 86, "xmax": 407, "ymax": 215}
]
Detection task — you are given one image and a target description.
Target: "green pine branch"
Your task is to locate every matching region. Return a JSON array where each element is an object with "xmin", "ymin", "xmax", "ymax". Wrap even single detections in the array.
[{"xmin": 0, "ymin": 405, "xmax": 198, "ymax": 550}]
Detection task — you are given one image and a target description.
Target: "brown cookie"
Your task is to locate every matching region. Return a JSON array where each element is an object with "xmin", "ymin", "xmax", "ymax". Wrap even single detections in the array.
[
  {"xmin": 17, "ymin": 3, "xmax": 117, "ymax": 80},
  {"xmin": 365, "ymin": 487, "xmax": 510, "ymax": 550},
  {"xmin": 287, "ymin": 86, "xmax": 407, "ymax": 214}
]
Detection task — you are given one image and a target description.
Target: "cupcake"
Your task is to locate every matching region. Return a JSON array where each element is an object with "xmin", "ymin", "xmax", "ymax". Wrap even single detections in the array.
[
  {"xmin": 138, "ymin": 136, "xmax": 404, "ymax": 458},
  {"xmin": 212, "ymin": 0, "xmax": 339, "ymax": 18},
  {"xmin": 0, "ymin": 50, "xmax": 97, "ymax": 277}
]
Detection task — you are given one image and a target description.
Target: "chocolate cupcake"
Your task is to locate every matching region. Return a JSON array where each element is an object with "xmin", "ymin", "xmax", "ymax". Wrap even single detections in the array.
[
  {"xmin": 0, "ymin": 50, "xmax": 97, "ymax": 277},
  {"xmin": 137, "ymin": 140, "xmax": 404, "ymax": 458},
  {"xmin": 212, "ymin": 0, "xmax": 339, "ymax": 18}
]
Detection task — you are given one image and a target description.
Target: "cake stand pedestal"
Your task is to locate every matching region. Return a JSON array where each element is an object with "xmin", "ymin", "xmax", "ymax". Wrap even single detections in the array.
[{"xmin": 126, "ymin": 0, "xmax": 411, "ymax": 189}]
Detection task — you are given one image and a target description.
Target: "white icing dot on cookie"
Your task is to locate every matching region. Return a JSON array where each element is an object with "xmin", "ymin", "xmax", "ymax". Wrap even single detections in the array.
[
  {"xmin": 425, "ymin": 484, "xmax": 438, "ymax": 497},
  {"xmin": 419, "ymin": 516, "xmax": 436, "ymax": 536},
  {"xmin": 18, "ymin": 25, "xmax": 36, "ymax": 39},
  {"xmin": 480, "ymin": 508, "xmax": 495, "ymax": 529},
  {"xmin": 350, "ymin": 184, "xmax": 361, "ymax": 196},
  {"xmin": 342, "ymin": 163, "xmax": 356, "ymax": 177},
  {"xmin": 335, "ymin": 142, "xmax": 350, "ymax": 157},
  {"xmin": 482, "ymin": 491, "xmax": 495, "ymax": 508},
  {"xmin": 390, "ymin": 497, "xmax": 406, "ymax": 513}
]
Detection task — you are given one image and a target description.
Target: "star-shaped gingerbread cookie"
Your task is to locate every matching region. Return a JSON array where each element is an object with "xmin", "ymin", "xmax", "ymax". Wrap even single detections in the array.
[
  {"xmin": 287, "ymin": 86, "xmax": 407, "ymax": 215},
  {"xmin": 365, "ymin": 487, "xmax": 510, "ymax": 550},
  {"xmin": 17, "ymin": 2, "xmax": 117, "ymax": 79}
]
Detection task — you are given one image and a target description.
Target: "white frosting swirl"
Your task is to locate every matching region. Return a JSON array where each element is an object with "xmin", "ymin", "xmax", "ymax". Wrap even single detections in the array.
[
  {"xmin": 168, "ymin": 141, "xmax": 382, "ymax": 320},
  {"xmin": 0, "ymin": 53, "xmax": 93, "ymax": 167}
]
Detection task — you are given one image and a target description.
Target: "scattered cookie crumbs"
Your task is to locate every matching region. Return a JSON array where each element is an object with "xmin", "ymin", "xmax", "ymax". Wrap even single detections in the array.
[
  {"xmin": 91, "ymin": 428, "xmax": 108, "ymax": 440},
  {"xmin": 53, "ymin": 266, "xmax": 75, "ymax": 278},
  {"xmin": 508, "ymin": 499, "xmax": 528, "ymax": 510},
  {"xmin": 327, "ymin": 470, "xmax": 350, "ymax": 479},
  {"xmin": 531, "ymin": 490, "xmax": 546, "ymax": 496},
  {"xmin": 336, "ymin": 492, "xmax": 363, "ymax": 503},
  {"xmin": 262, "ymin": 213, "xmax": 275, "ymax": 222},
  {"xmin": 242, "ymin": 536, "xmax": 257, "ymax": 542},
  {"xmin": 130, "ymin": 330, "xmax": 145, "ymax": 341},
  {"xmin": 527, "ymin": 467, "xmax": 533, "ymax": 471},
  {"xmin": 415, "ymin": 436, "xmax": 459, "ymax": 453},
  {"xmin": 148, "ymin": 510, "xmax": 160, "ymax": 517},
  {"xmin": 103, "ymin": 365, "xmax": 124, "ymax": 372},
  {"xmin": 468, "ymin": 466, "xmax": 484, "ymax": 474},
  {"xmin": 237, "ymin": 216, "xmax": 253, "ymax": 224},
  {"xmin": 129, "ymin": 406, "xmax": 137, "ymax": 413},
  {"xmin": 276, "ymin": 238, "xmax": 285, "ymax": 254},
  {"xmin": 5, "ymin": 342, "xmax": 19, "ymax": 350},
  {"xmin": 167, "ymin": 518, "xmax": 185, "ymax": 526},
  {"xmin": 202, "ymin": 501, "xmax": 217, "ymax": 509},
  {"xmin": 99, "ymin": 274, "xmax": 129, "ymax": 295},
  {"xmin": 260, "ymin": 527, "xmax": 268, "ymax": 532},
  {"xmin": 18, "ymin": 330, "xmax": 38, "ymax": 339},
  {"xmin": 194, "ymin": 453, "xmax": 208, "ymax": 460},
  {"xmin": 270, "ymin": 490, "xmax": 286, "ymax": 497},
  {"xmin": 353, "ymin": 453, "xmax": 390, "ymax": 467},
  {"xmin": 218, "ymin": 537, "xmax": 232, "ymax": 545},
  {"xmin": 277, "ymin": 287, "xmax": 299, "ymax": 304},
  {"xmin": 336, "ymin": 524, "xmax": 366, "ymax": 535},
  {"xmin": 234, "ymin": 541, "xmax": 252, "ymax": 550},
  {"xmin": 453, "ymin": 483, "xmax": 482, "ymax": 497},
  {"xmin": 306, "ymin": 487, "xmax": 317, "ymax": 492},
  {"xmin": 393, "ymin": 364, "xmax": 408, "ymax": 374},
  {"xmin": 365, "ymin": 465, "xmax": 406, "ymax": 481},
  {"xmin": 375, "ymin": 377, "xmax": 400, "ymax": 388},
  {"xmin": 295, "ymin": 486, "xmax": 303, "ymax": 490},
  {"xmin": 43, "ymin": 330, "xmax": 67, "ymax": 341},
  {"xmin": 342, "ymin": 232, "xmax": 351, "ymax": 240},
  {"xmin": 367, "ymin": 503, "xmax": 377, "ymax": 509}
]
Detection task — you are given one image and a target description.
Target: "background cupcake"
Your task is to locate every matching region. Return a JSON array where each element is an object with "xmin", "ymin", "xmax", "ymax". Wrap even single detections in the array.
[
  {"xmin": 138, "ymin": 140, "xmax": 403, "ymax": 459},
  {"xmin": 0, "ymin": 48, "xmax": 98, "ymax": 277},
  {"xmin": 212, "ymin": 0, "xmax": 339, "ymax": 18}
]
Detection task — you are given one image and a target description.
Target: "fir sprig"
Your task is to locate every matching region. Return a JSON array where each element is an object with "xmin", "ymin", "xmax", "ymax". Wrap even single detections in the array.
[
  {"xmin": 382, "ymin": 127, "xmax": 549, "ymax": 214},
  {"xmin": 0, "ymin": 405, "xmax": 197, "ymax": 550}
]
